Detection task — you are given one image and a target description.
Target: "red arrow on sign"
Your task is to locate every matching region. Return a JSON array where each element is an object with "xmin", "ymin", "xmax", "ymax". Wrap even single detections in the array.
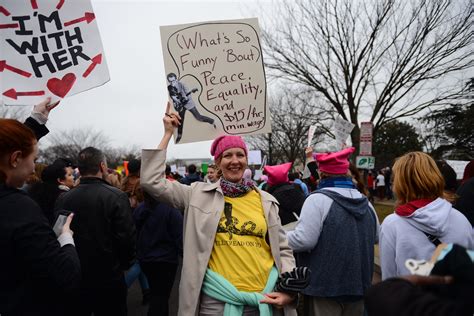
[
  {"xmin": 31, "ymin": 0, "xmax": 38, "ymax": 10},
  {"xmin": 82, "ymin": 54, "xmax": 102, "ymax": 78},
  {"xmin": 3, "ymin": 88, "xmax": 45, "ymax": 100},
  {"xmin": 56, "ymin": 0, "xmax": 65, "ymax": 9},
  {"xmin": 64, "ymin": 12, "xmax": 95, "ymax": 27},
  {"xmin": 0, "ymin": 23, "xmax": 19, "ymax": 29},
  {"xmin": 0, "ymin": 60, "xmax": 32, "ymax": 78},
  {"xmin": 0, "ymin": 6, "xmax": 11, "ymax": 16}
]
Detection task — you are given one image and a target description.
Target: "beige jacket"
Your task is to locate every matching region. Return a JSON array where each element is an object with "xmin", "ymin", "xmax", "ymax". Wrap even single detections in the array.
[{"xmin": 141, "ymin": 149, "xmax": 297, "ymax": 316}]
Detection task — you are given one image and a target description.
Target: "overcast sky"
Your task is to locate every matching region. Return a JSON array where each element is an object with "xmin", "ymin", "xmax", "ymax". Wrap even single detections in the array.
[{"xmin": 38, "ymin": 0, "xmax": 271, "ymax": 160}]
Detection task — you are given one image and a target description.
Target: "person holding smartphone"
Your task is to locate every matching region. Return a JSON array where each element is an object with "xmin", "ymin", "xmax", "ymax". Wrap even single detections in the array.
[{"xmin": 0, "ymin": 99, "xmax": 81, "ymax": 316}]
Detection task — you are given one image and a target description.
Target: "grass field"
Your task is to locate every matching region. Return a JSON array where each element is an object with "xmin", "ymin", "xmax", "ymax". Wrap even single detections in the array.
[{"xmin": 373, "ymin": 202, "xmax": 395, "ymax": 223}]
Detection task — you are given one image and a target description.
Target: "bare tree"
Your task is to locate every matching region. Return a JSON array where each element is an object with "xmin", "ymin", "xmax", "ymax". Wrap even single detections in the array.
[
  {"xmin": 39, "ymin": 128, "xmax": 111, "ymax": 164},
  {"xmin": 247, "ymin": 86, "xmax": 333, "ymax": 164},
  {"xmin": 1, "ymin": 105, "xmax": 29, "ymax": 120},
  {"xmin": 105, "ymin": 146, "xmax": 141, "ymax": 169},
  {"xmin": 262, "ymin": 0, "xmax": 473, "ymax": 148}
]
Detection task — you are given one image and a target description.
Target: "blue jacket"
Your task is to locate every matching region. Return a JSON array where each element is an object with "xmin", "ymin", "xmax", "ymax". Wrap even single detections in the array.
[
  {"xmin": 179, "ymin": 173, "xmax": 202, "ymax": 185},
  {"xmin": 134, "ymin": 201, "xmax": 183, "ymax": 264}
]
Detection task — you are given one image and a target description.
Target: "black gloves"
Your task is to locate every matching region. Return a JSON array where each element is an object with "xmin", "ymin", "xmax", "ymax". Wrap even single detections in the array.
[{"xmin": 276, "ymin": 266, "xmax": 311, "ymax": 294}]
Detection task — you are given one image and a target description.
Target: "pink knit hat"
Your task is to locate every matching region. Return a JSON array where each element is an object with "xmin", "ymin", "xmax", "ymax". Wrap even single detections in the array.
[
  {"xmin": 210, "ymin": 135, "xmax": 248, "ymax": 160},
  {"xmin": 264, "ymin": 162, "xmax": 292, "ymax": 186},
  {"xmin": 315, "ymin": 147, "xmax": 355, "ymax": 174}
]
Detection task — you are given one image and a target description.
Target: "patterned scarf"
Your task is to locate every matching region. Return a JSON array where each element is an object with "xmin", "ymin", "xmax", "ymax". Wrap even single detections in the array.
[
  {"xmin": 317, "ymin": 177, "xmax": 356, "ymax": 189},
  {"xmin": 220, "ymin": 178, "xmax": 256, "ymax": 198}
]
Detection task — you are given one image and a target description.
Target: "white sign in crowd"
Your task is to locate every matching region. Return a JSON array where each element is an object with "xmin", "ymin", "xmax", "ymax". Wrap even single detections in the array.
[
  {"xmin": 0, "ymin": 0, "xmax": 109, "ymax": 105},
  {"xmin": 160, "ymin": 18, "xmax": 270, "ymax": 144}
]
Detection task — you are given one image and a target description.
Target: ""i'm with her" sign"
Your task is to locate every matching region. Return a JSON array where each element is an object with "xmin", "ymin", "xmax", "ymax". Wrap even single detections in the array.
[{"xmin": 0, "ymin": 0, "xmax": 109, "ymax": 105}]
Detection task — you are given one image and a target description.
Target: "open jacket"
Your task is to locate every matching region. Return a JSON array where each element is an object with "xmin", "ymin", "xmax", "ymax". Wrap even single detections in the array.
[{"xmin": 141, "ymin": 149, "xmax": 296, "ymax": 316}]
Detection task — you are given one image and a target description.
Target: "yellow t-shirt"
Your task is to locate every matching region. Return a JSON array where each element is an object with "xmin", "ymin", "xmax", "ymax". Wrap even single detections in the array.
[{"xmin": 208, "ymin": 190, "xmax": 274, "ymax": 292}]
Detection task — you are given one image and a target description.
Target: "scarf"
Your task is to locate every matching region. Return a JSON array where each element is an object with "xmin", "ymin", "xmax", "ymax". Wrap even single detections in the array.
[
  {"xmin": 395, "ymin": 198, "xmax": 435, "ymax": 217},
  {"xmin": 317, "ymin": 177, "xmax": 356, "ymax": 190},
  {"xmin": 202, "ymin": 266, "xmax": 279, "ymax": 316},
  {"xmin": 220, "ymin": 178, "xmax": 256, "ymax": 198}
]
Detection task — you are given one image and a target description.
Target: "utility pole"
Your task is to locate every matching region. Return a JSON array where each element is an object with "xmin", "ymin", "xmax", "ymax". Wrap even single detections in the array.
[{"xmin": 268, "ymin": 133, "xmax": 273, "ymax": 165}]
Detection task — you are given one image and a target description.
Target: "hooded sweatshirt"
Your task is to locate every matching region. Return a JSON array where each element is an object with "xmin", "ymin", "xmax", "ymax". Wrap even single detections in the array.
[
  {"xmin": 287, "ymin": 187, "xmax": 379, "ymax": 298},
  {"xmin": 380, "ymin": 198, "xmax": 474, "ymax": 280}
]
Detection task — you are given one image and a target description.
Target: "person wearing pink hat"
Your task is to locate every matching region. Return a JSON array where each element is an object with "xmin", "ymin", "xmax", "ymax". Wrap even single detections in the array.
[
  {"xmin": 140, "ymin": 105, "xmax": 301, "ymax": 316},
  {"xmin": 263, "ymin": 162, "xmax": 306, "ymax": 225},
  {"xmin": 286, "ymin": 147, "xmax": 379, "ymax": 316}
]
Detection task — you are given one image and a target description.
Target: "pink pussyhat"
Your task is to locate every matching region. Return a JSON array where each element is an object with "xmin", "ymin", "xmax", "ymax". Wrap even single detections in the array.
[
  {"xmin": 315, "ymin": 147, "xmax": 355, "ymax": 174},
  {"xmin": 210, "ymin": 135, "xmax": 248, "ymax": 160},
  {"xmin": 264, "ymin": 162, "xmax": 292, "ymax": 186}
]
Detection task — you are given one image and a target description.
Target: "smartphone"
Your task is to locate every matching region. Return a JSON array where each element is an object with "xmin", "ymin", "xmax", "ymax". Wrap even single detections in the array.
[{"xmin": 52, "ymin": 210, "xmax": 72, "ymax": 237}]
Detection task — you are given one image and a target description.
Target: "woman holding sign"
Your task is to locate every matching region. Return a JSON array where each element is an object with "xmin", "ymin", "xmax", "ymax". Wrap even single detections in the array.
[{"xmin": 140, "ymin": 103, "xmax": 307, "ymax": 316}]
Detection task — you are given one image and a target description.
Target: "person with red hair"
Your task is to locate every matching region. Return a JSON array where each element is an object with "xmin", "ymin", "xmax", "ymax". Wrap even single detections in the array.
[{"xmin": 0, "ymin": 99, "xmax": 81, "ymax": 316}]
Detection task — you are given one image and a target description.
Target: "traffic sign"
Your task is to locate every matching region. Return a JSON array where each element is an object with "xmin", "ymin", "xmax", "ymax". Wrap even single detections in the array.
[{"xmin": 356, "ymin": 156, "xmax": 375, "ymax": 169}]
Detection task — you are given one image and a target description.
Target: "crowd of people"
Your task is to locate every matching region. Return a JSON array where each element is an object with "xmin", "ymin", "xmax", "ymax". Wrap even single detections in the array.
[{"xmin": 1, "ymin": 98, "xmax": 473, "ymax": 316}]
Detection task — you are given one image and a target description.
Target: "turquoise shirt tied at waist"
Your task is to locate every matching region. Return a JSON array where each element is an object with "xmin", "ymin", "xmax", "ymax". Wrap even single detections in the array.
[{"xmin": 202, "ymin": 266, "xmax": 279, "ymax": 316}]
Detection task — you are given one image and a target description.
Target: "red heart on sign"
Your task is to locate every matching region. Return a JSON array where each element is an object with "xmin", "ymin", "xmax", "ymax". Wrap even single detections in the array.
[{"xmin": 47, "ymin": 73, "xmax": 76, "ymax": 98}]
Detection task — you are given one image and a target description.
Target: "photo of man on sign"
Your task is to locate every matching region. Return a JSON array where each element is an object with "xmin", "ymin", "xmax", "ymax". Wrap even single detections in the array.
[{"xmin": 166, "ymin": 72, "xmax": 215, "ymax": 143}]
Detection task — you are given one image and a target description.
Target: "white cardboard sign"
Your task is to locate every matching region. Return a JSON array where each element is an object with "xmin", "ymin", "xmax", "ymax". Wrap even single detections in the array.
[
  {"xmin": 446, "ymin": 160, "xmax": 469, "ymax": 180},
  {"xmin": 334, "ymin": 116, "xmax": 355, "ymax": 150},
  {"xmin": 247, "ymin": 150, "xmax": 262, "ymax": 165},
  {"xmin": 0, "ymin": 0, "xmax": 109, "ymax": 105},
  {"xmin": 253, "ymin": 169, "xmax": 263, "ymax": 181},
  {"xmin": 307, "ymin": 125, "xmax": 317, "ymax": 147},
  {"xmin": 160, "ymin": 18, "xmax": 270, "ymax": 144}
]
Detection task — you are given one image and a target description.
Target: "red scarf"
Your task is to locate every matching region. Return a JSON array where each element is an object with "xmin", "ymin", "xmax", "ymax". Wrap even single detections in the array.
[{"xmin": 395, "ymin": 199, "xmax": 435, "ymax": 217}]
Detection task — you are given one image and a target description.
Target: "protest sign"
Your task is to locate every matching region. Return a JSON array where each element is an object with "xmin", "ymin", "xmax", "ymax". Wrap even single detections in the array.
[
  {"xmin": 333, "ymin": 117, "xmax": 355, "ymax": 150},
  {"xmin": 307, "ymin": 125, "xmax": 317, "ymax": 147},
  {"xmin": 0, "ymin": 0, "xmax": 109, "ymax": 106},
  {"xmin": 248, "ymin": 150, "xmax": 262, "ymax": 165},
  {"xmin": 177, "ymin": 166, "xmax": 186, "ymax": 176},
  {"xmin": 446, "ymin": 160, "xmax": 469, "ymax": 180},
  {"xmin": 253, "ymin": 169, "xmax": 263, "ymax": 181},
  {"xmin": 302, "ymin": 165, "xmax": 311, "ymax": 179},
  {"xmin": 160, "ymin": 18, "xmax": 270, "ymax": 144}
]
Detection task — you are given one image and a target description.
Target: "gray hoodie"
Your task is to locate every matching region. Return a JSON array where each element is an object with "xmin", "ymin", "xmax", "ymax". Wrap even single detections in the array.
[{"xmin": 380, "ymin": 198, "xmax": 474, "ymax": 279}]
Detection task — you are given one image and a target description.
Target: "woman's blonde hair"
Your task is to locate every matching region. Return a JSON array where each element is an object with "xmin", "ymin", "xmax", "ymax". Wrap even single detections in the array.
[{"xmin": 392, "ymin": 152, "xmax": 445, "ymax": 205}]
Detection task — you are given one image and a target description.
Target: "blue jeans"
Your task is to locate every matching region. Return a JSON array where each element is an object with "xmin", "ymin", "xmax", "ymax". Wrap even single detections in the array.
[{"xmin": 125, "ymin": 262, "xmax": 149, "ymax": 290}]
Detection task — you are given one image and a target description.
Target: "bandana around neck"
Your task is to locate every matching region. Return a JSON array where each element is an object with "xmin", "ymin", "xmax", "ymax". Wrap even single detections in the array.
[
  {"xmin": 220, "ymin": 177, "xmax": 256, "ymax": 198},
  {"xmin": 395, "ymin": 198, "xmax": 435, "ymax": 217},
  {"xmin": 317, "ymin": 177, "xmax": 356, "ymax": 190}
]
